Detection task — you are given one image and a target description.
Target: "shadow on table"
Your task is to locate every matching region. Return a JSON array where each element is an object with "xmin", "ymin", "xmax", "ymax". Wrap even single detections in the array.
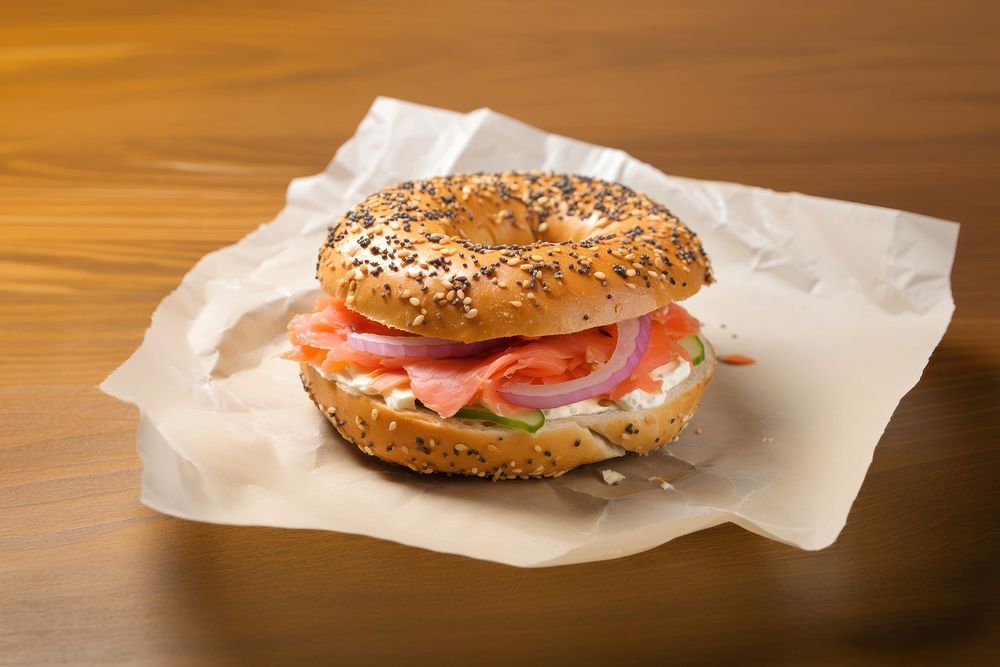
[{"xmin": 159, "ymin": 337, "xmax": 999, "ymax": 666}]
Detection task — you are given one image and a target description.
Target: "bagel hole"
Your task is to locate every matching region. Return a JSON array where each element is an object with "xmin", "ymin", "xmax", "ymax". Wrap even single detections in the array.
[
  {"xmin": 533, "ymin": 214, "xmax": 606, "ymax": 245},
  {"xmin": 447, "ymin": 218, "xmax": 535, "ymax": 248},
  {"xmin": 448, "ymin": 217, "xmax": 596, "ymax": 249},
  {"xmin": 445, "ymin": 201, "xmax": 600, "ymax": 248}
]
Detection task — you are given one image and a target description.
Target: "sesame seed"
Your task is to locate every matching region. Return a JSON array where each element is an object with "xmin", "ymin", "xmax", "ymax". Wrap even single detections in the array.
[
  {"xmin": 388, "ymin": 421, "xmax": 397, "ymax": 431},
  {"xmin": 454, "ymin": 443, "xmax": 468, "ymax": 451},
  {"xmin": 530, "ymin": 254, "xmax": 543, "ymax": 261},
  {"xmin": 487, "ymin": 444, "xmax": 499, "ymax": 451},
  {"xmin": 463, "ymin": 296, "xmax": 472, "ymax": 305},
  {"xmin": 464, "ymin": 309, "xmax": 478, "ymax": 319},
  {"xmin": 533, "ymin": 445, "xmax": 542, "ymax": 452},
  {"xmin": 593, "ymin": 271, "xmax": 607, "ymax": 280},
  {"xmin": 412, "ymin": 314, "xmax": 425, "ymax": 326},
  {"xmin": 537, "ymin": 222, "xmax": 549, "ymax": 233},
  {"xmin": 408, "ymin": 296, "xmax": 421, "ymax": 306},
  {"xmin": 345, "ymin": 295, "xmax": 355, "ymax": 305},
  {"xmin": 371, "ymin": 408, "xmax": 379, "ymax": 421},
  {"xmin": 509, "ymin": 300, "xmax": 523, "ymax": 308},
  {"xmin": 626, "ymin": 269, "xmax": 637, "ymax": 277}
]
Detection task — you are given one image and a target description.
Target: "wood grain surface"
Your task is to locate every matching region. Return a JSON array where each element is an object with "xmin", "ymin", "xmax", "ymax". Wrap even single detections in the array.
[{"xmin": 2, "ymin": 1, "xmax": 998, "ymax": 665}]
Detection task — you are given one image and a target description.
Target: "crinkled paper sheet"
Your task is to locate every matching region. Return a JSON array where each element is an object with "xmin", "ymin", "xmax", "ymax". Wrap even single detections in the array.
[{"xmin": 102, "ymin": 97, "xmax": 958, "ymax": 567}]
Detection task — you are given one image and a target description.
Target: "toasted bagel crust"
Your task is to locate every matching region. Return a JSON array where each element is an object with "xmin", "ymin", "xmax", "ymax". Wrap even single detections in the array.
[
  {"xmin": 319, "ymin": 172, "xmax": 713, "ymax": 342},
  {"xmin": 299, "ymin": 338, "xmax": 715, "ymax": 479}
]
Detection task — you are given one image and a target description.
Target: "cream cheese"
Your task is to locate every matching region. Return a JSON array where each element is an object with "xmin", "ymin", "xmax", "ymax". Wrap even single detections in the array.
[
  {"xmin": 318, "ymin": 365, "xmax": 417, "ymax": 411},
  {"xmin": 613, "ymin": 358, "xmax": 692, "ymax": 412},
  {"xmin": 315, "ymin": 353, "xmax": 692, "ymax": 419},
  {"xmin": 539, "ymin": 398, "xmax": 611, "ymax": 420},
  {"xmin": 539, "ymin": 357, "xmax": 692, "ymax": 417}
]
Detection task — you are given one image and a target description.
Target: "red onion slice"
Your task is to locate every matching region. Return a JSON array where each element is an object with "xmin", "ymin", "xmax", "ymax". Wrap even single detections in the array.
[
  {"xmin": 498, "ymin": 315, "xmax": 652, "ymax": 409},
  {"xmin": 347, "ymin": 332, "xmax": 509, "ymax": 359}
]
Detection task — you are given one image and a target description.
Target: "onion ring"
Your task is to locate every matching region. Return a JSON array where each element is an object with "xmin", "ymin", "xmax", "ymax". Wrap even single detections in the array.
[
  {"xmin": 346, "ymin": 331, "xmax": 509, "ymax": 359},
  {"xmin": 497, "ymin": 315, "xmax": 651, "ymax": 408}
]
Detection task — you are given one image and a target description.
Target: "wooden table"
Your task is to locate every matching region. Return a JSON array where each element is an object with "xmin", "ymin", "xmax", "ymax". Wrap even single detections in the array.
[{"xmin": 3, "ymin": 1, "xmax": 998, "ymax": 664}]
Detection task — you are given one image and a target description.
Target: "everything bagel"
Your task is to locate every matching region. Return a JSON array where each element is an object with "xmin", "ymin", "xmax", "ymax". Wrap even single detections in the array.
[
  {"xmin": 288, "ymin": 171, "xmax": 716, "ymax": 479},
  {"xmin": 319, "ymin": 172, "xmax": 713, "ymax": 342}
]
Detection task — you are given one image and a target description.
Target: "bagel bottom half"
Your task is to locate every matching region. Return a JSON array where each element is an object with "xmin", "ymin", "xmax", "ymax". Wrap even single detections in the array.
[{"xmin": 300, "ymin": 339, "xmax": 715, "ymax": 480}]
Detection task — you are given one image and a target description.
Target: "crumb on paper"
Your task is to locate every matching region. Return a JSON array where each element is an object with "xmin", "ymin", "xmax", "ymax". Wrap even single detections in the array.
[
  {"xmin": 649, "ymin": 476, "xmax": 674, "ymax": 491},
  {"xmin": 762, "ymin": 436, "xmax": 774, "ymax": 443},
  {"xmin": 694, "ymin": 428, "xmax": 703, "ymax": 435},
  {"xmin": 601, "ymin": 469, "xmax": 626, "ymax": 485}
]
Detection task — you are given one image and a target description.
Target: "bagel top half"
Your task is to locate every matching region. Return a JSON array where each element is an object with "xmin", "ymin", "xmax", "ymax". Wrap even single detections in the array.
[{"xmin": 319, "ymin": 171, "xmax": 713, "ymax": 342}]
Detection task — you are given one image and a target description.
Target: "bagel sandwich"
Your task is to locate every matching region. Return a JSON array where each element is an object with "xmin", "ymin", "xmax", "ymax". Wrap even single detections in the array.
[{"xmin": 285, "ymin": 172, "xmax": 714, "ymax": 479}]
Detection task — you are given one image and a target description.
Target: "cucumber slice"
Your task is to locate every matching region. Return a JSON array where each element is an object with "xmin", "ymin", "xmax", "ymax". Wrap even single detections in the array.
[
  {"xmin": 455, "ymin": 405, "xmax": 546, "ymax": 433},
  {"xmin": 679, "ymin": 335, "xmax": 705, "ymax": 366}
]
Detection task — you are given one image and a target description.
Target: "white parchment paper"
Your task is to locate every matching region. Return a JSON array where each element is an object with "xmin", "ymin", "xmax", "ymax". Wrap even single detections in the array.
[{"xmin": 101, "ymin": 97, "xmax": 959, "ymax": 567}]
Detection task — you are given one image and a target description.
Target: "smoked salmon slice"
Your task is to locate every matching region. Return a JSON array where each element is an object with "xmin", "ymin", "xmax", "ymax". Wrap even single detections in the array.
[{"xmin": 285, "ymin": 297, "xmax": 701, "ymax": 418}]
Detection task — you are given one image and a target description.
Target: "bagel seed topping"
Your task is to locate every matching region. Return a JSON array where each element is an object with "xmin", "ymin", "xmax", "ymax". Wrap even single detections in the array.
[{"xmin": 320, "ymin": 172, "xmax": 712, "ymax": 339}]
